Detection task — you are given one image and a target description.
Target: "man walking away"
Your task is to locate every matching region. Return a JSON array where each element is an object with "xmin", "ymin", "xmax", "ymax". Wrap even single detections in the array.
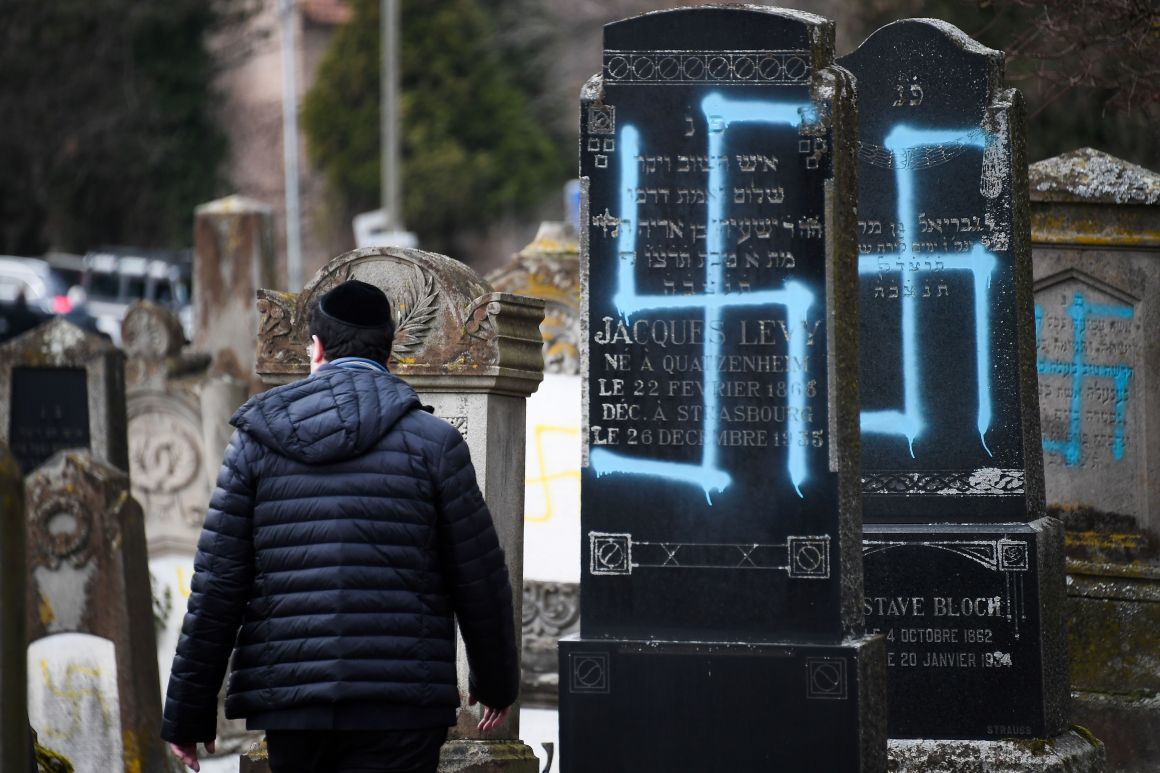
[{"xmin": 162, "ymin": 280, "xmax": 519, "ymax": 772}]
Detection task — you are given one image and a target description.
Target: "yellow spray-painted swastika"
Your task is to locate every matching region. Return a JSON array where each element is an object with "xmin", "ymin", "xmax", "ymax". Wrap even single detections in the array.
[
  {"xmin": 175, "ymin": 566, "xmax": 193, "ymax": 599},
  {"xmin": 37, "ymin": 659, "xmax": 113, "ymax": 741},
  {"xmin": 524, "ymin": 424, "xmax": 580, "ymax": 523}
]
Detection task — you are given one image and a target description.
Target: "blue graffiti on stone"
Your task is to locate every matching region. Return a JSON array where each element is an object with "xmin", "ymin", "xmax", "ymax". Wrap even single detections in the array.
[
  {"xmin": 858, "ymin": 125, "xmax": 997, "ymax": 458},
  {"xmin": 590, "ymin": 93, "xmax": 817, "ymax": 502},
  {"xmin": 1035, "ymin": 292, "xmax": 1133, "ymax": 466}
]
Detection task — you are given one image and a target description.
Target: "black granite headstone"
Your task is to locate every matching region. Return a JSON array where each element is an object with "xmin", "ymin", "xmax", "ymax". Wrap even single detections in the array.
[
  {"xmin": 580, "ymin": 5, "xmax": 860, "ymax": 645},
  {"xmin": 840, "ymin": 19, "xmax": 1069, "ymax": 741},
  {"xmin": 839, "ymin": 19, "xmax": 1043, "ymax": 524},
  {"xmin": 9, "ymin": 368, "xmax": 90, "ymax": 474},
  {"xmin": 561, "ymin": 7, "xmax": 885, "ymax": 772}
]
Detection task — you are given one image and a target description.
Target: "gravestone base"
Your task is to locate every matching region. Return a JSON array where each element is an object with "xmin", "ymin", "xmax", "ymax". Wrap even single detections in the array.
[
  {"xmin": 1071, "ymin": 692, "xmax": 1159, "ymax": 773},
  {"xmin": 1067, "ymin": 560, "xmax": 1160, "ymax": 772},
  {"xmin": 864, "ymin": 518, "xmax": 1069, "ymax": 739},
  {"xmin": 438, "ymin": 740, "xmax": 540, "ymax": 773},
  {"xmin": 886, "ymin": 730, "xmax": 1104, "ymax": 772},
  {"xmin": 559, "ymin": 635, "xmax": 887, "ymax": 772}
]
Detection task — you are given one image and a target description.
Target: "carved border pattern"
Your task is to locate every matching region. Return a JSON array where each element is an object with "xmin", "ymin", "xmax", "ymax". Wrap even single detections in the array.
[
  {"xmin": 603, "ymin": 50, "xmax": 811, "ymax": 85},
  {"xmin": 523, "ymin": 580, "xmax": 581, "ymax": 638},
  {"xmin": 862, "ymin": 469, "xmax": 1024, "ymax": 496}
]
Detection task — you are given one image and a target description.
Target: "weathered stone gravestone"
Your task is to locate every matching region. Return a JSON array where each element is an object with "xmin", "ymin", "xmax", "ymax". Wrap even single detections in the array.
[
  {"xmin": 1030, "ymin": 147, "xmax": 1160, "ymax": 772},
  {"xmin": 254, "ymin": 246, "xmax": 545, "ymax": 772},
  {"xmin": 194, "ymin": 195, "xmax": 279, "ymax": 393},
  {"xmin": 1030, "ymin": 148, "xmax": 1160, "ymax": 546},
  {"xmin": 840, "ymin": 20, "xmax": 1101, "ymax": 768},
  {"xmin": 0, "ymin": 318, "xmax": 128, "ymax": 475},
  {"xmin": 25, "ymin": 451, "xmax": 167, "ymax": 773},
  {"xmin": 560, "ymin": 7, "xmax": 885, "ymax": 771},
  {"xmin": 122, "ymin": 301, "xmax": 255, "ymax": 756},
  {"xmin": 0, "ymin": 442, "xmax": 30, "ymax": 773},
  {"xmin": 487, "ymin": 223, "xmax": 583, "ymax": 708}
]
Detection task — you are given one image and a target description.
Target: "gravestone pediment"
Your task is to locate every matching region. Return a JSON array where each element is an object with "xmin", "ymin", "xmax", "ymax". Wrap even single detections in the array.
[
  {"xmin": 1033, "ymin": 268, "xmax": 1140, "ymax": 305},
  {"xmin": 0, "ymin": 318, "xmax": 127, "ymax": 474},
  {"xmin": 257, "ymin": 247, "xmax": 545, "ymax": 395}
]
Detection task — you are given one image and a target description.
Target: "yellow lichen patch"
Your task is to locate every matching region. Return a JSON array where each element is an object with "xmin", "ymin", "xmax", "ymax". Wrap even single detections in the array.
[
  {"xmin": 1065, "ymin": 531, "xmax": 1147, "ymax": 550},
  {"xmin": 122, "ymin": 729, "xmax": 142, "ymax": 773},
  {"xmin": 39, "ymin": 594, "xmax": 55, "ymax": 627}
]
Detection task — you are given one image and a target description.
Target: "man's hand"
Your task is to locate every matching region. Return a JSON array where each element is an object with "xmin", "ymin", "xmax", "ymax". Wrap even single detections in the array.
[
  {"xmin": 169, "ymin": 740, "xmax": 215, "ymax": 771},
  {"xmin": 468, "ymin": 694, "xmax": 512, "ymax": 732}
]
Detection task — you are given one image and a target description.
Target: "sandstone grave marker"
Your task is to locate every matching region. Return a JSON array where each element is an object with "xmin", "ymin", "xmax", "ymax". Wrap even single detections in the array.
[{"xmin": 25, "ymin": 451, "xmax": 166, "ymax": 773}]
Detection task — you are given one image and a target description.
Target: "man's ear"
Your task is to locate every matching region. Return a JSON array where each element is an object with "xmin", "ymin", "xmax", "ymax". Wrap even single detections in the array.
[{"xmin": 310, "ymin": 334, "xmax": 327, "ymax": 366}]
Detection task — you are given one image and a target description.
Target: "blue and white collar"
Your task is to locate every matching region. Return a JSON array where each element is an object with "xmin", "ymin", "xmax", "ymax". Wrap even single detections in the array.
[{"xmin": 328, "ymin": 357, "xmax": 389, "ymax": 373}]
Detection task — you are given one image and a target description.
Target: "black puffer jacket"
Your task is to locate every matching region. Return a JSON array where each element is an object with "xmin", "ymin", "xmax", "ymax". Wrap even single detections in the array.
[{"xmin": 161, "ymin": 367, "xmax": 518, "ymax": 743}]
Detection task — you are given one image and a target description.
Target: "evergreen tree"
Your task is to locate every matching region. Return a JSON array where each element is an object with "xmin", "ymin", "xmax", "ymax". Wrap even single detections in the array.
[
  {"xmin": 0, "ymin": 0, "xmax": 256, "ymax": 254},
  {"xmin": 302, "ymin": 0, "xmax": 568, "ymax": 251}
]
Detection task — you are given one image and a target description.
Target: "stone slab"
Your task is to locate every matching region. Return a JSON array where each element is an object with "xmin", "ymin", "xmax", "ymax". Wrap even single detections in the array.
[
  {"xmin": 863, "ymin": 518, "xmax": 1069, "ymax": 739},
  {"xmin": 580, "ymin": 4, "xmax": 862, "ymax": 644},
  {"xmin": 1029, "ymin": 151, "xmax": 1160, "ymax": 544},
  {"xmin": 25, "ymin": 451, "xmax": 166, "ymax": 772},
  {"xmin": 558, "ymin": 635, "xmax": 886, "ymax": 773},
  {"xmin": 839, "ymin": 19, "xmax": 1043, "ymax": 524},
  {"xmin": 27, "ymin": 633, "xmax": 122, "ymax": 773},
  {"xmin": 1071, "ymin": 691, "xmax": 1159, "ymax": 773},
  {"xmin": 886, "ymin": 730, "xmax": 1104, "ymax": 772}
]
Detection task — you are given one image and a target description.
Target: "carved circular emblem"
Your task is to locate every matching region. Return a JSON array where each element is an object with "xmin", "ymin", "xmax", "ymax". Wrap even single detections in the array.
[
  {"xmin": 657, "ymin": 56, "xmax": 681, "ymax": 80},
  {"xmin": 794, "ymin": 543, "xmax": 825, "ymax": 573},
  {"xmin": 34, "ymin": 496, "xmax": 92, "ymax": 561},
  {"xmin": 129, "ymin": 412, "xmax": 202, "ymax": 494},
  {"xmin": 122, "ymin": 304, "xmax": 182, "ymax": 358}
]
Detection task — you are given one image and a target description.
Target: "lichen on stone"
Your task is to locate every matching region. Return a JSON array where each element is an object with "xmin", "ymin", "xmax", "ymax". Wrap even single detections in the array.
[{"xmin": 1030, "ymin": 147, "xmax": 1160, "ymax": 205}]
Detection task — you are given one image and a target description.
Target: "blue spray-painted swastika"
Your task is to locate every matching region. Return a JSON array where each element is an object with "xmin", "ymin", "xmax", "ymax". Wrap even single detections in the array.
[
  {"xmin": 858, "ymin": 125, "xmax": 997, "ymax": 458},
  {"xmin": 590, "ymin": 93, "xmax": 817, "ymax": 503},
  {"xmin": 1035, "ymin": 292, "xmax": 1134, "ymax": 466}
]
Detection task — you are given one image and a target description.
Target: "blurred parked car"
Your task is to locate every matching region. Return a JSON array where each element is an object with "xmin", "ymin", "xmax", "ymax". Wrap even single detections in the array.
[
  {"xmin": 0, "ymin": 256, "xmax": 72, "ymax": 341},
  {"xmin": 80, "ymin": 249, "xmax": 193, "ymax": 345}
]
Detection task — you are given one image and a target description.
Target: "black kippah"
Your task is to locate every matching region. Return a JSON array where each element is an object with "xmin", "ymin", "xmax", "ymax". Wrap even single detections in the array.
[{"xmin": 317, "ymin": 280, "xmax": 394, "ymax": 329}]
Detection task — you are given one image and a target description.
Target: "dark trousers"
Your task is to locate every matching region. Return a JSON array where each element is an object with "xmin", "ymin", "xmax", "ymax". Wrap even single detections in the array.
[{"xmin": 265, "ymin": 728, "xmax": 448, "ymax": 773}]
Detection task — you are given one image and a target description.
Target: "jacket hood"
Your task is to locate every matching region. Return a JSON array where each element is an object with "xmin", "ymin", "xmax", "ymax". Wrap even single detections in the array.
[{"xmin": 231, "ymin": 369, "xmax": 423, "ymax": 464}]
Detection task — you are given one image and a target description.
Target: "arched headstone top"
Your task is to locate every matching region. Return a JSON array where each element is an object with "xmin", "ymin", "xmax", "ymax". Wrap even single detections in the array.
[
  {"xmin": 298, "ymin": 247, "xmax": 494, "ymax": 364},
  {"xmin": 257, "ymin": 247, "xmax": 545, "ymax": 396},
  {"xmin": 605, "ymin": 5, "xmax": 831, "ymax": 55},
  {"xmin": 840, "ymin": 19, "xmax": 1004, "ymax": 138},
  {"xmin": 122, "ymin": 301, "xmax": 184, "ymax": 360}
]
